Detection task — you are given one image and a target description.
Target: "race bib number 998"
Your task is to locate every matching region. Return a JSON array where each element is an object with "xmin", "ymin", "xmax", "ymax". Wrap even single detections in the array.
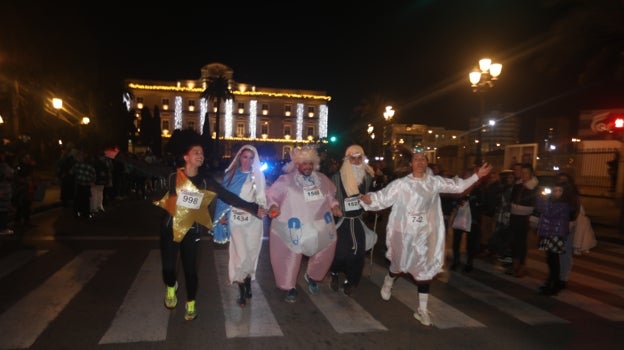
[{"xmin": 176, "ymin": 190, "xmax": 204, "ymax": 209}]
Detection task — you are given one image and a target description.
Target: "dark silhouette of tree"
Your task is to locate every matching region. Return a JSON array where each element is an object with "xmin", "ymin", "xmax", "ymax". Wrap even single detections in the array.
[
  {"xmin": 200, "ymin": 75, "xmax": 234, "ymax": 167},
  {"xmin": 354, "ymin": 93, "xmax": 392, "ymax": 156},
  {"xmin": 139, "ymin": 107, "xmax": 156, "ymax": 151},
  {"xmin": 152, "ymin": 106, "xmax": 163, "ymax": 157}
]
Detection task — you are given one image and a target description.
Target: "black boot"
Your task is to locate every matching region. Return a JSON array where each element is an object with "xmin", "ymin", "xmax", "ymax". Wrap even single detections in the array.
[
  {"xmin": 237, "ymin": 283, "xmax": 246, "ymax": 307},
  {"xmin": 244, "ymin": 277, "xmax": 252, "ymax": 299},
  {"xmin": 538, "ymin": 280, "xmax": 557, "ymax": 296}
]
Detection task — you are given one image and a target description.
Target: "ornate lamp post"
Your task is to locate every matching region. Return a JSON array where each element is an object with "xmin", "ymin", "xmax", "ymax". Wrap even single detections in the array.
[
  {"xmin": 468, "ymin": 58, "xmax": 502, "ymax": 165},
  {"xmin": 79, "ymin": 116, "xmax": 90, "ymax": 139},
  {"xmin": 383, "ymin": 106, "xmax": 395, "ymax": 172}
]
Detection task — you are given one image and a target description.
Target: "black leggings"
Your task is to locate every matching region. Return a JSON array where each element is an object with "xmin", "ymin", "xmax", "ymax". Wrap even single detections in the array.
[
  {"xmin": 160, "ymin": 225, "xmax": 200, "ymax": 301},
  {"xmin": 388, "ymin": 270, "xmax": 430, "ymax": 294},
  {"xmin": 509, "ymin": 214, "xmax": 529, "ymax": 264},
  {"xmin": 546, "ymin": 251, "xmax": 560, "ymax": 283}
]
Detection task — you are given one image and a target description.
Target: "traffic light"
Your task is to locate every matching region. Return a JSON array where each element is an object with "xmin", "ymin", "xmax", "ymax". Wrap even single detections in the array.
[
  {"xmin": 603, "ymin": 113, "xmax": 624, "ymax": 132},
  {"xmin": 329, "ymin": 135, "xmax": 337, "ymax": 143}
]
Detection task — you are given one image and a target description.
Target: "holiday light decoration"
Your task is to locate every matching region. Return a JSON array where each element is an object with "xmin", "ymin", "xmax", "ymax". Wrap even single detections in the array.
[
  {"xmin": 224, "ymin": 99, "xmax": 233, "ymax": 138},
  {"xmin": 127, "ymin": 83, "xmax": 331, "ymax": 101},
  {"xmin": 296, "ymin": 103, "xmax": 304, "ymax": 141},
  {"xmin": 174, "ymin": 96, "xmax": 182, "ymax": 130},
  {"xmin": 319, "ymin": 104, "xmax": 328, "ymax": 138},
  {"xmin": 200, "ymin": 98, "xmax": 207, "ymax": 134},
  {"xmin": 249, "ymin": 100, "xmax": 257, "ymax": 138}
]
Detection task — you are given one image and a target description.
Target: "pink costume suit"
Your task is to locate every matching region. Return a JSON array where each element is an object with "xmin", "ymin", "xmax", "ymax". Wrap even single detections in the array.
[
  {"xmin": 266, "ymin": 170, "xmax": 339, "ymax": 291},
  {"xmin": 361, "ymin": 173, "xmax": 479, "ymax": 281}
]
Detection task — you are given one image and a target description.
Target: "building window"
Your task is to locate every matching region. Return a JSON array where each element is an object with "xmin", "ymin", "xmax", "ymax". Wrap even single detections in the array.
[
  {"xmin": 162, "ymin": 120, "xmax": 170, "ymax": 131},
  {"xmin": 262, "ymin": 104, "xmax": 269, "ymax": 115},
  {"xmin": 187, "ymin": 121, "xmax": 195, "ymax": 131},
  {"xmin": 238, "ymin": 102, "xmax": 245, "ymax": 114},
  {"xmin": 162, "ymin": 98, "xmax": 169, "ymax": 111},
  {"xmin": 236, "ymin": 123, "xmax": 245, "ymax": 137},
  {"xmin": 188, "ymin": 100, "xmax": 195, "ymax": 112},
  {"xmin": 307, "ymin": 106, "xmax": 315, "ymax": 118},
  {"xmin": 284, "ymin": 126, "xmax": 291, "ymax": 139},
  {"xmin": 261, "ymin": 122, "xmax": 269, "ymax": 135},
  {"xmin": 307, "ymin": 126, "xmax": 314, "ymax": 137},
  {"xmin": 136, "ymin": 97, "xmax": 144, "ymax": 109},
  {"xmin": 284, "ymin": 105, "xmax": 292, "ymax": 117}
]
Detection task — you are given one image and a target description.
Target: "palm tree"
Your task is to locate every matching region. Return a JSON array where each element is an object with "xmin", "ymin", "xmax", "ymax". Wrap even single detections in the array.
[
  {"xmin": 200, "ymin": 75, "xmax": 234, "ymax": 167},
  {"xmin": 354, "ymin": 93, "xmax": 392, "ymax": 158}
]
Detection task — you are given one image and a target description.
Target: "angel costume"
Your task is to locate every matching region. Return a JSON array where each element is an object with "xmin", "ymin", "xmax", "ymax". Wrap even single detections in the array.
[
  {"xmin": 212, "ymin": 145, "xmax": 267, "ymax": 285},
  {"xmin": 266, "ymin": 147, "xmax": 339, "ymax": 292},
  {"xmin": 361, "ymin": 172, "xmax": 479, "ymax": 281}
]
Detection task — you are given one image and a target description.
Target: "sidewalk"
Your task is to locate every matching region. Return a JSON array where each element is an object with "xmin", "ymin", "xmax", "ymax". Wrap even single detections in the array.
[{"xmin": 21, "ymin": 183, "xmax": 624, "ymax": 245}]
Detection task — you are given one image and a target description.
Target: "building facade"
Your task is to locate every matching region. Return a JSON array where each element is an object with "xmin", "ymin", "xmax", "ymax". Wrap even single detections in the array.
[{"xmin": 124, "ymin": 63, "xmax": 331, "ymax": 162}]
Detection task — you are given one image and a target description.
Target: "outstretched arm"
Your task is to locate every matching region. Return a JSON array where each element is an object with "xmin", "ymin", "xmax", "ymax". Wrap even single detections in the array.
[{"xmin": 200, "ymin": 170, "xmax": 261, "ymax": 217}]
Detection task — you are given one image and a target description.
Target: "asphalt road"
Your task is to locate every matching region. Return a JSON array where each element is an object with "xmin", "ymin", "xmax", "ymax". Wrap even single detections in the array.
[{"xmin": 0, "ymin": 197, "xmax": 622, "ymax": 350}]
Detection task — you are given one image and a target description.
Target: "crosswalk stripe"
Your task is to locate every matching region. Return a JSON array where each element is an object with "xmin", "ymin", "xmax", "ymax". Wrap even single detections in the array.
[
  {"xmin": 0, "ymin": 250, "xmax": 48, "ymax": 280},
  {"xmin": 370, "ymin": 263, "xmax": 485, "ymax": 329},
  {"xmin": 213, "ymin": 250, "xmax": 283, "ymax": 338},
  {"xmin": 473, "ymin": 259, "xmax": 624, "ymax": 321},
  {"xmin": 297, "ymin": 264, "xmax": 388, "ymax": 334},
  {"xmin": 524, "ymin": 258, "xmax": 624, "ymax": 296},
  {"xmin": 527, "ymin": 251, "xmax": 623, "ymax": 277},
  {"xmin": 446, "ymin": 270, "xmax": 568, "ymax": 325},
  {"xmin": 0, "ymin": 250, "xmax": 112, "ymax": 349},
  {"xmin": 99, "ymin": 250, "xmax": 170, "ymax": 344}
]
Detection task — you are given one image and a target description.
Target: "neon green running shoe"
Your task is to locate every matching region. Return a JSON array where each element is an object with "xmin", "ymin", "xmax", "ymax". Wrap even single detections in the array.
[
  {"xmin": 185, "ymin": 300, "xmax": 197, "ymax": 321},
  {"xmin": 164, "ymin": 282, "xmax": 178, "ymax": 309}
]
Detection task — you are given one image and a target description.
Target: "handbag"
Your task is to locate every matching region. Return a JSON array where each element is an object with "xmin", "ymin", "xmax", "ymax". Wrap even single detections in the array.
[
  {"xmin": 573, "ymin": 207, "xmax": 597, "ymax": 255},
  {"xmin": 452, "ymin": 202, "xmax": 472, "ymax": 232}
]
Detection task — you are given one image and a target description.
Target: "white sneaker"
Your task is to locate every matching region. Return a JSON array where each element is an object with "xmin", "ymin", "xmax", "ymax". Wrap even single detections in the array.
[
  {"xmin": 380, "ymin": 274, "xmax": 395, "ymax": 301},
  {"xmin": 414, "ymin": 308, "xmax": 433, "ymax": 326}
]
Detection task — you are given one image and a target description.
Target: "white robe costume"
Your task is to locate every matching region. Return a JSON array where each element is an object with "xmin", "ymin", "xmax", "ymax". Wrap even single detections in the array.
[
  {"xmin": 361, "ymin": 173, "xmax": 479, "ymax": 281},
  {"xmin": 212, "ymin": 146, "xmax": 267, "ymax": 284}
]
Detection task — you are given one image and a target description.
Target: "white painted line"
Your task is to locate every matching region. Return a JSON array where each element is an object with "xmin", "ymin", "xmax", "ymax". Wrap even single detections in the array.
[
  {"xmin": 446, "ymin": 271, "xmax": 568, "ymax": 325},
  {"xmin": 524, "ymin": 257, "xmax": 624, "ymax": 296},
  {"xmin": 0, "ymin": 250, "xmax": 112, "ymax": 349},
  {"xmin": 474, "ymin": 259, "xmax": 624, "ymax": 321},
  {"xmin": 297, "ymin": 266, "xmax": 388, "ymax": 334},
  {"xmin": 99, "ymin": 250, "xmax": 170, "ymax": 344},
  {"xmin": 370, "ymin": 263, "xmax": 485, "ymax": 329},
  {"xmin": 214, "ymin": 250, "xmax": 283, "ymax": 338}
]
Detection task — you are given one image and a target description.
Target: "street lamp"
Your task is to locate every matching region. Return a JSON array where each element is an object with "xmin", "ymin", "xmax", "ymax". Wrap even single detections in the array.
[
  {"xmin": 366, "ymin": 123, "xmax": 375, "ymax": 156},
  {"xmin": 382, "ymin": 106, "xmax": 395, "ymax": 171},
  {"xmin": 52, "ymin": 98, "xmax": 63, "ymax": 111},
  {"xmin": 468, "ymin": 58, "xmax": 502, "ymax": 165}
]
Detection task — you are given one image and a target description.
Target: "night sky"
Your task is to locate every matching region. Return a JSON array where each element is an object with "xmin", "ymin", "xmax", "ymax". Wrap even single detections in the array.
[{"xmin": 2, "ymin": 1, "xmax": 623, "ymax": 143}]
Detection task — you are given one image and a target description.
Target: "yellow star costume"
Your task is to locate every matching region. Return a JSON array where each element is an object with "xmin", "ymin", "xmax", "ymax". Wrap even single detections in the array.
[{"xmin": 155, "ymin": 168, "xmax": 216, "ymax": 242}]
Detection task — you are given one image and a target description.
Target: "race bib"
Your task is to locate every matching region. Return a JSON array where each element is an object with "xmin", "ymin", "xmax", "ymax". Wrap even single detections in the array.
[
  {"xmin": 176, "ymin": 190, "xmax": 203, "ymax": 209},
  {"xmin": 303, "ymin": 185, "xmax": 323, "ymax": 202},
  {"xmin": 231, "ymin": 209, "xmax": 251, "ymax": 224},
  {"xmin": 344, "ymin": 197, "xmax": 361, "ymax": 212},
  {"xmin": 408, "ymin": 211, "xmax": 426, "ymax": 225}
]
